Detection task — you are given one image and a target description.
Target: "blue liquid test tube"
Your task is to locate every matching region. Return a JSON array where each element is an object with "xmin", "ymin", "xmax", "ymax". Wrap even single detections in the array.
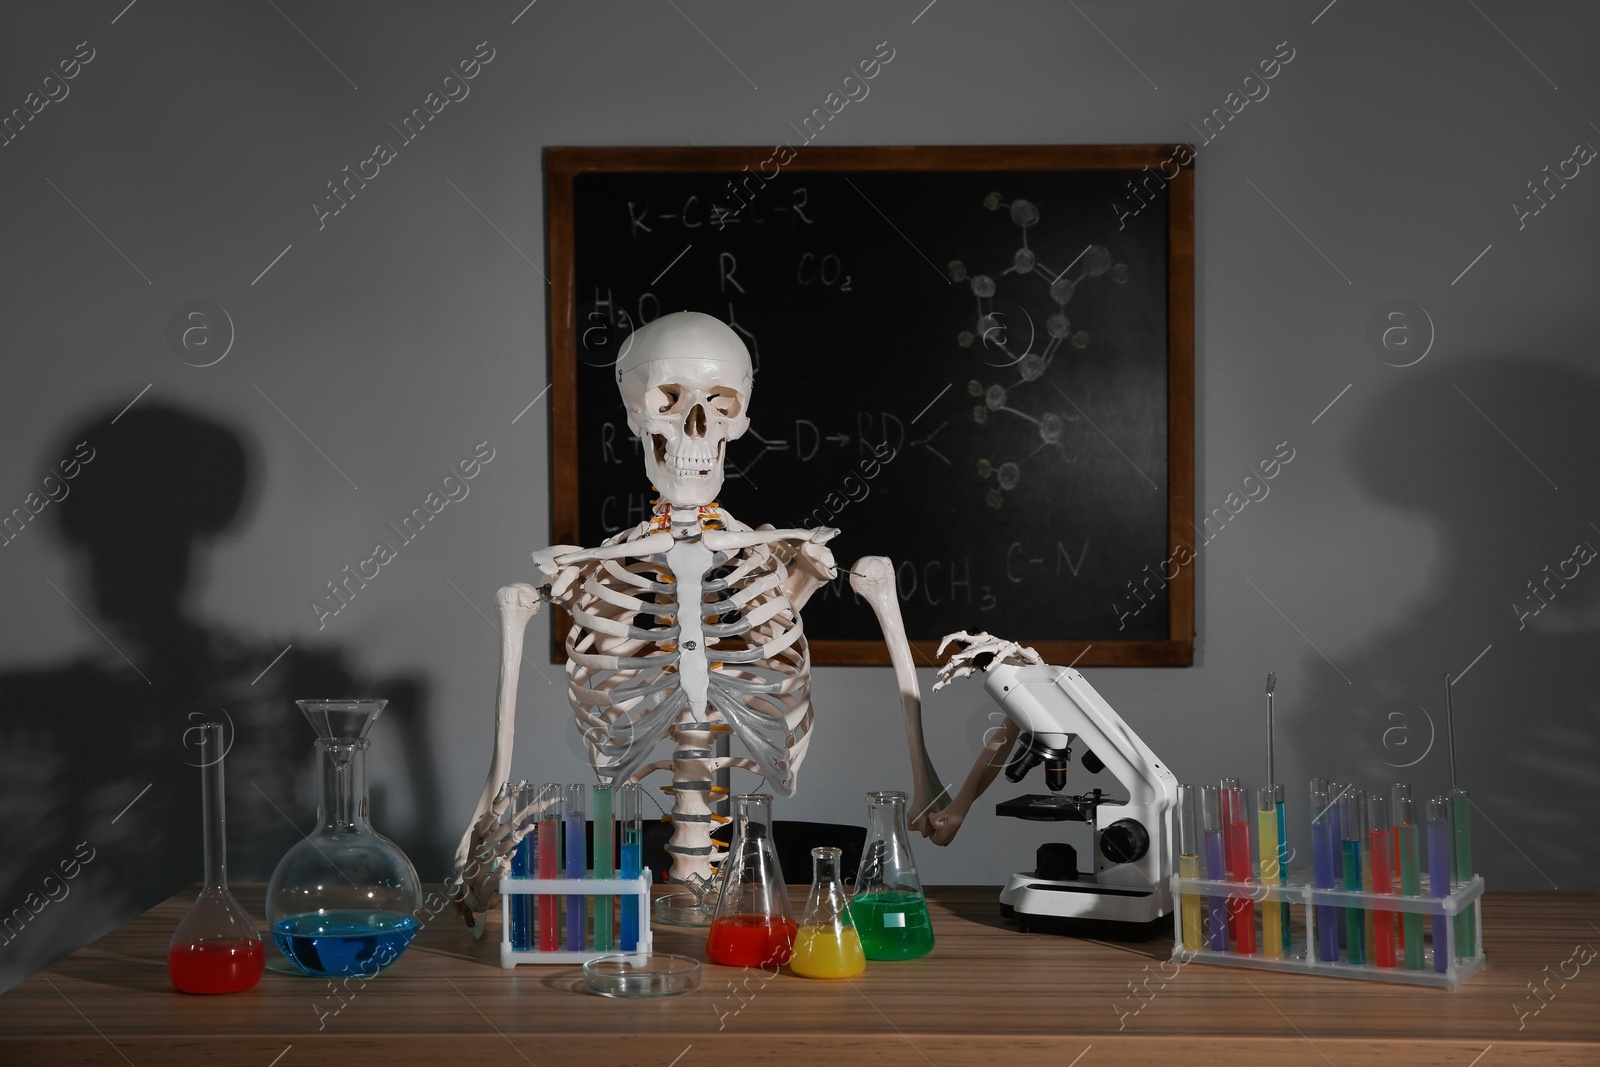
[
  {"xmin": 1339, "ymin": 789, "xmax": 1365, "ymax": 965},
  {"xmin": 1200, "ymin": 784, "xmax": 1228, "ymax": 952},
  {"xmin": 1427, "ymin": 796, "xmax": 1451, "ymax": 973},
  {"xmin": 1274, "ymin": 783, "xmax": 1290, "ymax": 954},
  {"xmin": 565, "ymin": 784, "xmax": 587, "ymax": 951},
  {"xmin": 593, "ymin": 785, "xmax": 614, "ymax": 952},
  {"xmin": 618, "ymin": 783, "xmax": 642, "ymax": 952},
  {"xmin": 1310, "ymin": 779, "xmax": 1339, "ymax": 963},
  {"xmin": 509, "ymin": 783, "xmax": 534, "ymax": 951}
]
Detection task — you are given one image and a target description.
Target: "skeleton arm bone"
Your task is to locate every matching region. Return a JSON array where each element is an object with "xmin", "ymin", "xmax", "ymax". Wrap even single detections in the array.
[
  {"xmin": 920, "ymin": 716, "xmax": 1023, "ymax": 846},
  {"xmin": 452, "ymin": 582, "xmax": 542, "ymax": 935},
  {"xmin": 914, "ymin": 631, "xmax": 1046, "ymax": 845},
  {"xmin": 848, "ymin": 557, "xmax": 950, "ymax": 835}
]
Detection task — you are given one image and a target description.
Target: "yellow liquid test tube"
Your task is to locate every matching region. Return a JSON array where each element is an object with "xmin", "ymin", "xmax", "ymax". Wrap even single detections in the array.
[
  {"xmin": 1177, "ymin": 784, "xmax": 1202, "ymax": 950},
  {"xmin": 1256, "ymin": 786, "xmax": 1282, "ymax": 958}
]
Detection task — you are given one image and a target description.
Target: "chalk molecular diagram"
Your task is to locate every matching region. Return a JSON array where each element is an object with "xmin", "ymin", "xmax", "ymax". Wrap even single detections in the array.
[{"xmin": 949, "ymin": 192, "xmax": 1127, "ymax": 508}]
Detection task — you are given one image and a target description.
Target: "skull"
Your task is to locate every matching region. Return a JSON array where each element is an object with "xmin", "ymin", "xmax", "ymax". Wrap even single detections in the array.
[{"xmin": 616, "ymin": 311, "xmax": 752, "ymax": 507}]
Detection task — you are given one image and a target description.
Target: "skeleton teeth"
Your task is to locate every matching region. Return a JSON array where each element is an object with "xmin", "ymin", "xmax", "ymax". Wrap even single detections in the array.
[{"xmin": 667, "ymin": 457, "xmax": 711, "ymax": 477}]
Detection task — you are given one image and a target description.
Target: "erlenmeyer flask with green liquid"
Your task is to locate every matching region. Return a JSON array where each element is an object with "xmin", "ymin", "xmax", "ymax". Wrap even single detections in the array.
[{"xmin": 851, "ymin": 790, "xmax": 934, "ymax": 960}]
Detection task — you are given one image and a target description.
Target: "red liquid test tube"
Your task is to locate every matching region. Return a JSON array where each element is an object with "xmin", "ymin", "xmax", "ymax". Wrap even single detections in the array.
[
  {"xmin": 1223, "ymin": 781, "xmax": 1255, "ymax": 955},
  {"xmin": 537, "ymin": 784, "xmax": 562, "ymax": 951},
  {"xmin": 1368, "ymin": 794, "xmax": 1396, "ymax": 968}
]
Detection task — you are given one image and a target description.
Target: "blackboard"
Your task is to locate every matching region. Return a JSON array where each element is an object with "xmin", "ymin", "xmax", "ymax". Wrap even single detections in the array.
[{"xmin": 546, "ymin": 146, "xmax": 1193, "ymax": 667}]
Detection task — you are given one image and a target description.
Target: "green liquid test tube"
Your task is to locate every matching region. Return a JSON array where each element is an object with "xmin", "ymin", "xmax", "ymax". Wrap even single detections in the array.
[
  {"xmin": 593, "ymin": 785, "xmax": 614, "ymax": 952},
  {"xmin": 1393, "ymin": 784, "xmax": 1423, "ymax": 971},
  {"xmin": 1339, "ymin": 790, "xmax": 1365, "ymax": 965},
  {"xmin": 1450, "ymin": 788, "xmax": 1475, "ymax": 958}
]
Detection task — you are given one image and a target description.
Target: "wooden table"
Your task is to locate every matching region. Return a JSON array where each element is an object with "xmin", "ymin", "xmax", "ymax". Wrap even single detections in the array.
[{"xmin": 2, "ymin": 886, "xmax": 1596, "ymax": 1065}]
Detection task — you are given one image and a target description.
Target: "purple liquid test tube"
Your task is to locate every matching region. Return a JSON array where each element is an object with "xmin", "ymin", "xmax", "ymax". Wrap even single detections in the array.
[
  {"xmin": 1310, "ymin": 779, "xmax": 1339, "ymax": 963},
  {"xmin": 1427, "ymin": 796, "xmax": 1451, "ymax": 973},
  {"xmin": 565, "ymin": 784, "xmax": 587, "ymax": 951},
  {"xmin": 1201, "ymin": 785, "xmax": 1228, "ymax": 951}
]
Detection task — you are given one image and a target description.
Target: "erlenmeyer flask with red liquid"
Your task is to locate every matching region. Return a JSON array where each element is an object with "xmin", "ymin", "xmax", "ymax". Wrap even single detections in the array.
[
  {"xmin": 168, "ymin": 721, "xmax": 265, "ymax": 994},
  {"xmin": 707, "ymin": 794, "xmax": 796, "ymax": 967}
]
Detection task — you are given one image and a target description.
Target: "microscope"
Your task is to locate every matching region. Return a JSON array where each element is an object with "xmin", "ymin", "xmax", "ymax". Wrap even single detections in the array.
[{"xmin": 924, "ymin": 634, "xmax": 1178, "ymax": 940}]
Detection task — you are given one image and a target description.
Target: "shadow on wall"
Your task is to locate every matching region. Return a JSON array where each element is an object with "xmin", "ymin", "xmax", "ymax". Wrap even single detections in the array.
[
  {"xmin": 0, "ymin": 403, "xmax": 442, "ymax": 993},
  {"xmin": 1296, "ymin": 356, "xmax": 1599, "ymax": 890}
]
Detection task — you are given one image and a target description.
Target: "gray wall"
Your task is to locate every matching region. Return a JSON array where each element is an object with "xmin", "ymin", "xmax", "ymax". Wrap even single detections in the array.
[{"xmin": 2, "ymin": 0, "xmax": 1596, "ymax": 989}]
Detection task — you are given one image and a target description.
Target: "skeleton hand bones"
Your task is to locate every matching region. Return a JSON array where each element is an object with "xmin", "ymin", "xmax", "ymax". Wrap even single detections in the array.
[{"xmin": 934, "ymin": 630, "xmax": 1045, "ymax": 690}]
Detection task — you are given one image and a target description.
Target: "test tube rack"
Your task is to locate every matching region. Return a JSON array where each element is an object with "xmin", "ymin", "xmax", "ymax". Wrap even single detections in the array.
[
  {"xmin": 1168, "ymin": 873, "xmax": 1485, "ymax": 990},
  {"xmin": 498, "ymin": 870, "xmax": 653, "ymax": 968}
]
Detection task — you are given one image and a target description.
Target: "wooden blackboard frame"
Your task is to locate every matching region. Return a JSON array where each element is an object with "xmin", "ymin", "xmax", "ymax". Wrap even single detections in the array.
[{"xmin": 546, "ymin": 145, "xmax": 1194, "ymax": 667}]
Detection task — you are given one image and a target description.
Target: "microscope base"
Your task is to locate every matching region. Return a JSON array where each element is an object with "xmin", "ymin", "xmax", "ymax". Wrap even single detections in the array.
[{"xmin": 998, "ymin": 871, "xmax": 1170, "ymax": 942}]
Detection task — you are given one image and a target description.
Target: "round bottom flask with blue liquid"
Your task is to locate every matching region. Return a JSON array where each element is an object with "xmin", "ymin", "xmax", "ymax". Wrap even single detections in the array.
[{"xmin": 266, "ymin": 699, "xmax": 421, "ymax": 977}]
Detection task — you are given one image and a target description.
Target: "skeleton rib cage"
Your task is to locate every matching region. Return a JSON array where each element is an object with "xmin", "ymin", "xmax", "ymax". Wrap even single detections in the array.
[{"xmin": 563, "ymin": 505, "xmax": 814, "ymax": 873}]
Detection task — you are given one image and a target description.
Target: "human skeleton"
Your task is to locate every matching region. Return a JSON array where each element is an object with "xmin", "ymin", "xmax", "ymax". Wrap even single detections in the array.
[{"xmin": 452, "ymin": 312, "xmax": 943, "ymax": 933}]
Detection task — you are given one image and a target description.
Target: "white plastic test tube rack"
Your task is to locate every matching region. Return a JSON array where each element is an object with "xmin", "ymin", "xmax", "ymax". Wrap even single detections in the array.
[
  {"xmin": 1168, "ymin": 873, "xmax": 1486, "ymax": 991},
  {"xmin": 498, "ymin": 870, "xmax": 653, "ymax": 968}
]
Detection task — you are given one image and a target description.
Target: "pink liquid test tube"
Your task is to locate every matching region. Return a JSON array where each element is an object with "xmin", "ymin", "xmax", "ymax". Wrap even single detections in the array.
[
  {"xmin": 537, "ymin": 784, "xmax": 562, "ymax": 951},
  {"xmin": 1222, "ymin": 780, "xmax": 1255, "ymax": 955},
  {"xmin": 1367, "ymin": 793, "xmax": 1396, "ymax": 968}
]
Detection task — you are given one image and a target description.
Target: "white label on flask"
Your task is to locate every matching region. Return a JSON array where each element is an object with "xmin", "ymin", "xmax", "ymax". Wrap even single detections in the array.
[{"xmin": 884, "ymin": 912, "xmax": 905, "ymax": 927}]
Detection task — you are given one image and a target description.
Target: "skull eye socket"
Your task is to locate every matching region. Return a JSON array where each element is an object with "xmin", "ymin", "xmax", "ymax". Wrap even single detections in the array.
[
  {"xmin": 652, "ymin": 384, "xmax": 686, "ymax": 415},
  {"xmin": 707, "ymin": 388, "xmax": 742, "ymax": 419}
]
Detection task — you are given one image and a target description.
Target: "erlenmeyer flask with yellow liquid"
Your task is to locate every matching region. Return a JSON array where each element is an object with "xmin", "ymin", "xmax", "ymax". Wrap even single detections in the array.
[{"xmin": 790, "ymin": 846, "xmax": 865, "ymax": 979}]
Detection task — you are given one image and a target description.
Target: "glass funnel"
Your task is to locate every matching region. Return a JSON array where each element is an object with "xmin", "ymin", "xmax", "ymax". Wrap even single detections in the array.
[
  {"xmin": 791, "ymin": 847, "xmax": 865, "ymax": 979},
  {"xmin": 706, "ymin": 794, "xmax": 795, "ymax": 967},
  {"xmin": 852, "ymin": 790, "xmax": 934, "ymax": 960},
  {"xmin": 266, "ymin": 699, "xmax": 421, "ymax": 977},
  {"xmin": 168, "ymin": 721, "xmax": 264, "ymax": 993}
]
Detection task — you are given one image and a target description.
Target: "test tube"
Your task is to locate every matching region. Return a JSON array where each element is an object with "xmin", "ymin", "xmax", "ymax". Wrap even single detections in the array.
[
  {"xmin": 1367, "ymin": 793, "xmax": 1395, "ymax": 968},
  {"xmin": 537, "ymin": 783, "xmax": 562, "ymax": 951},
  {"xmin": 1223, "ymin": 780, "xmax": 1255, "ymax": 955},
  {"xmin": 1256, "ymin": 786, "xmax": 1282, "ymax": 958},
  {"xmin": 1359, "ymin": 788, "xmax": 1376, "ymax": 957},
  {"xmin": 508, "ymin": 783, "xmax": 534, "ymax": 951},
  {"xmin": 593, "ymin": 785, "xmax": 614, "ymax": 952},
  {"xmin": 1274, "ymin": 783, "xmax": 1291, "ymax": 954},
  {"xmin": 1450, "ymin": 787, "xmax": 1475, "ymax": 958},
  {"xmin": 1393, "ymin": 784, "xmax": 1423, "ymax": 971},
  {"xmin": 1201, "ymin": 785, "xmax": 1228, "ymax": 952},
  {"xmin": 1309, "ymin": 779, "xmax": 1339, "ymax": 963},
  {"xmin": 618, "ymin": 783, "xmax": 643, "ymax": 952},
  {"xmin": 1339, "ymin": 789, "xmax": 1365, "ymax": 965},
  {"xmin": 1329, "ymin": 781, "xmax": 1347, "ymax": 950},
  {"xmin": 1426, "ymin": 796, "xmax": 1450, "ymax": 973},
  {"xmin": 565, "ymin": 783, "xmax": 587, "ymax": 951},
  {"xmin": 1177, "ymin": 784, "xmax": 1202, "ymax": 950}
]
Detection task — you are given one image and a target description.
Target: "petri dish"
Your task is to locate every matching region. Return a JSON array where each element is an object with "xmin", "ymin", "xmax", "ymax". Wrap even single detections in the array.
[{"xmin": 582, "ymin": 953, "xmax": 701, "ymax": 998}]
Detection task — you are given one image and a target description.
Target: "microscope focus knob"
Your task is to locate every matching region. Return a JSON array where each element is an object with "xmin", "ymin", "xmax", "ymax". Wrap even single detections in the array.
[{"xmin": 1100, "ymin": 819, "xmax": 1150, "ymax": 865}]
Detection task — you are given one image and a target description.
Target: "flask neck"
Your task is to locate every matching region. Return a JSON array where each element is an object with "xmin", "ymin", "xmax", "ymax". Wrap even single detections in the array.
[
  {"xmin": 866, "ymin": 794, "xmax": 909, "ymax": 842},
  {"xmin": 810, "ymin": 849, "xmax": 845, "ymax": 892},
  {"xmin": 861, "ymin": 791, "xmax": 924, "ymax": 894},
  {"xmin": 199, "ymin": 725, "xmax": 229, "ymax": 890},
  {"xmin": 316, "ymin": 738, "xmax": 372, "ymax": 834}
]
